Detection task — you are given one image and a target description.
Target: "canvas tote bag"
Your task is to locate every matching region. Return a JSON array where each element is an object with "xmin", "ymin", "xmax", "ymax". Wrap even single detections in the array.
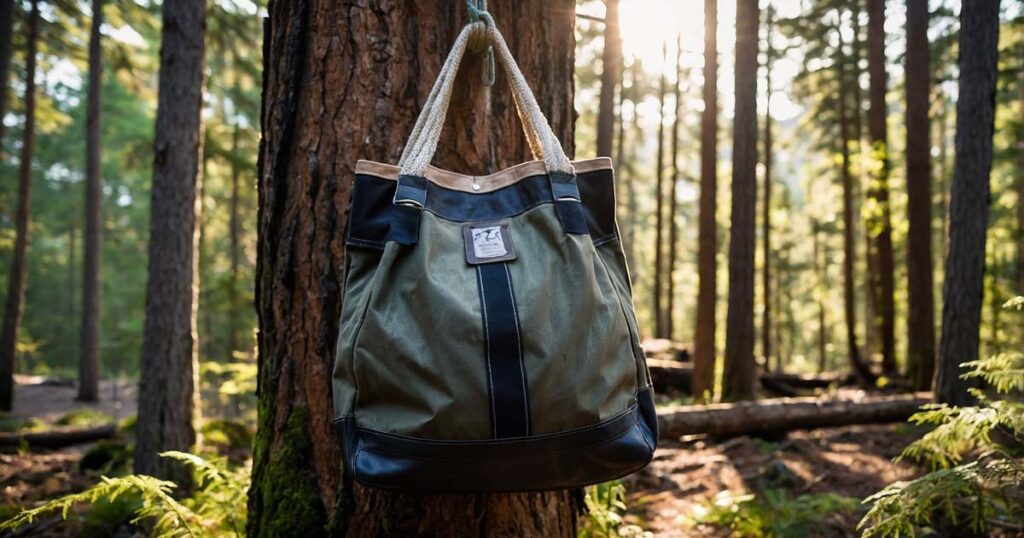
[{"xmin": 332, "ymin": 17, "xmax": 657, "ymax": 493}]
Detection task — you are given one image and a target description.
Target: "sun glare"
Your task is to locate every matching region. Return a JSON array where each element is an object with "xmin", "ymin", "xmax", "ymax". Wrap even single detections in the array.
[{"xmin": 619, "ymin": 0, "xmax": 705, "ymax": 71}]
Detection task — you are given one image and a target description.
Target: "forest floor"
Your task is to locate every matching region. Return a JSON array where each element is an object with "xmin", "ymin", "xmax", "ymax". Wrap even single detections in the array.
[{"xmin": 1, "ymin": 378, "xmax": 928, "ymax": 537}]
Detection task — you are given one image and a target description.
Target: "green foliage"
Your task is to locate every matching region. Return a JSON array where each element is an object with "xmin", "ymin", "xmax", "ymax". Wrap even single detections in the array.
[
  {"xmin": 578, "ymin": 480, "xmax": 648, "ymax": 537},
  {"xmin": 55, "ymin": 408, "xmax": 113, "ymax": 427},
  {"xmin": 0, "ymin": 451, "xmax": 250, "ymax": 538},
  {"xmin": 859, "ymin": 298, "xmax": 1024, "ymax": 537},
  {"xmin": 693, "ymin": 489, "xmax": 859, "ymax": 538}
]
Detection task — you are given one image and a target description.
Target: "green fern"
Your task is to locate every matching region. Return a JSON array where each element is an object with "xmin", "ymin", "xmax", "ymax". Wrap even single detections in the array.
[
  {"xmin": 858, "ymin": 297, "xmax": 1024, "ymax": 537},
  {"xmin": 0, "ymin": 474, "xmax": 199, "ymax": 537},
  {"xmin": 0, "ymin": 451, "xmax": 248, "ymax": 537}
]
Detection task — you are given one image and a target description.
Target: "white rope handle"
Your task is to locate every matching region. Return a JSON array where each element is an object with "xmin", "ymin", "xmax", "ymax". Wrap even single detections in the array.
[{"xmin": 398, "ymin": 20, "xmax": 573, "ymax": 177}]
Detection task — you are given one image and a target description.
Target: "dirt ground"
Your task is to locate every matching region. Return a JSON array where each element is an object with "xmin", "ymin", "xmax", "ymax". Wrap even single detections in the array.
[{"xmin": 1, "ymin": 379, "xmax": 926, "ymax": 537}]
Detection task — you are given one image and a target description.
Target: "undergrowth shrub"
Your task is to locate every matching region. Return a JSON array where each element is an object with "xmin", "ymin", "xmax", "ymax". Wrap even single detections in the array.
[
  {"xmin": 693, "ymin": 488, "xmax": 859, "ymax": 537},
  {"xmin": 858, "ymin": 297, "xmax": 1024, "ymax": 537},
  {"xmin": 0, "ymin": 451, "xmax": 249, "ymax": 537},
  {"xmin": 579, "ymin": 480, "xmax": 649, "ymax": 537}
]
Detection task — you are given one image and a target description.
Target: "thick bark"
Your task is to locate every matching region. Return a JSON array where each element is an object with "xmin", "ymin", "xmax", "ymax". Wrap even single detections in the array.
[
  {"xmin": 905, "ymin": 0, "xmax": 935, "ymax": 392},
  {"xmin": 837, "ymin": 26, "xmax": 875, "ymax": 384},
  {"xmin": 78, "ymin": 0, "xmax": 103, "ymax": 403},
  {"xmin": 134, "ymin": 0, "xmax": 206, "ymax": 484},
  {"xmin": 595, "ymin": 0, "xmax": 620, "ymax": 158},
  {"xmin": 761, "ymin": 6, "xmax": 773, "ymax": 372},
  {"xmin": 692, "ymin": 0, "xmax": 718, "ymax": 402},
  {"xmin": 653, "ymin": 44, "xmax": 668, "ymax": 339},
  {"xmin": 0, "ymin": 0, "xmax": 39, "ymax": 412},
  {"xmin": 0, "ymin": 424, "xmax": 116, "ymax": 449},
  {"xmin": 659, "ymin": 393, "xmax": 932, "ymax": 439},
  {"xmin": 936, "ymin": 0, "xmax": 1000, "ymax": 406},
  {"xmin": 667, "ymin": 35, "xmax": 682, "ymax": 340},
  {"xmin": 0, "ymin": 0, "xmax": 14, "ymax": 149},
  {"xmin": 250, "ymin": 2, "xmax": 577, "ymax": 536},
  {"xmin": 866, "ymin": 0, "xmax": 896, "ymax": 375},
  {"xmin": 723, "ymin": 0, "xmax": 759, "ymax": 401}
]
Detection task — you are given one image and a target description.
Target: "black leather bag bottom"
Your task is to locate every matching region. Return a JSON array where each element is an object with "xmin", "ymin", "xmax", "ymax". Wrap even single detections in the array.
[{"xmin": 335, "ymin": 388, "xmax": 659, "ymax": 493}]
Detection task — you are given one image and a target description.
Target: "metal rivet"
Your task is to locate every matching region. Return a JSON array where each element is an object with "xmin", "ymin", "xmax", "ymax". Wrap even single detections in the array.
[{"xmin": 472, "ymin": 183, "xmax": 481, "ymax": 191}]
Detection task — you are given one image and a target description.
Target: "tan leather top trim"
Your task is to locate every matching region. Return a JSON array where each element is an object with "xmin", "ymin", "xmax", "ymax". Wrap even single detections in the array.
[{"xmin": 354, "ymin": 157, "xmax": 613, "ymax": 193}]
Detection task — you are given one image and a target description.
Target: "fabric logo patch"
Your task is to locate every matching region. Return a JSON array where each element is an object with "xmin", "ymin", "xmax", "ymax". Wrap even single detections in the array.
[{"xmin": 463, "ymin": 221, "xmax": 517, "ymax": 264}]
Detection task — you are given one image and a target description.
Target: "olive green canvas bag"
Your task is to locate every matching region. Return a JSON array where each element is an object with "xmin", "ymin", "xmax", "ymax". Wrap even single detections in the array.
[{"xmin": 332, "ymin": 19, "xmax": 657, "ymax": 493}]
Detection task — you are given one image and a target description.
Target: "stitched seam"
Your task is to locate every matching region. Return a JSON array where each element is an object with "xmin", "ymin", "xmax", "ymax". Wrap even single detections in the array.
[
  {"xmin": 477, "ymin": 266, "xmax": 498, "ymax": 438},
  {"xmin": 346, "ymin": 236, "xmax": 386, "ymax": 249},
  {"xmin": 592, "ymin": 233, "xmax": 618, "ymax": 246},
  {"xmin": 503, "ymin": 263, "xmax": 530, "ymax": 435}
]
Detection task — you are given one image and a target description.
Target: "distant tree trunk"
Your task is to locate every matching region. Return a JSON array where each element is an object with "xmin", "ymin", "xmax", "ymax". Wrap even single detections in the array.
[
  {"xmin": 692, "ymin": 0, "xmax": 719, "ymax": 402},
  {"xmin": 1016, "ymin": 84, "xmax": 1024, "ymax": 295},
  {"xmin": 249, "ymin": 2, "xmax": 579, "ymax": 535},
  {"xmin": 936, "ymin": 0, "xmax": 1000, "ymax": 406},
  {"xmin": 0, "ymin": 0, "xmax": 14, "ymax": 150},
  {"xmin": 134, "ymin": 0, "xmax": 206, "ymax": 484},
  {"xmin": 905, "ymin": 0, "xmax": 935, "ymax": 391},
  {"xmin": 618, "ymin": 62, "xmax": 635, "ymax": 275},
  {"xmin": 0, "ymin": 0, "xmax": 39, "ymax": 412},
  {"xmin": 761, "ymin": 4, "xmax": 773, "ymax": 372},
  {"xmin": 938, "ymin": 97, "xmax": 950, "ymax": 263},
  {"xmin": 667, "ymin": 34, "xmax": 682, "ymax": 341},
  {"xmin": 624, "ymin": 63, "xmax": 640, "ymax": 278},
  {"xmin": 837, "ymin": 26, "xmax": 875, "ymax": 384},
  {"xmin": 866, "ymin": 0, "xmax": 896, "ymax": 375},
  {"xmin": 78, "ymin": 0, "xmax": 103, "ymax": 403},
  {"xmin": 596, "ymin": 0, "xmax": 620, "ymax": 158},
  {"xmin": 653, "ymin": 43, "xmax": 668, "ymax": 339},
  {"xmin": 813, "ymin": 221, "xmax": 828, "ymax": 373},
  {"xmin": 228, "ymin": 124, "xmax": 242, "ymax": 355},
  {"xmin": 723, "ymin": 0, "xmax": 759, "ymax": 402}
]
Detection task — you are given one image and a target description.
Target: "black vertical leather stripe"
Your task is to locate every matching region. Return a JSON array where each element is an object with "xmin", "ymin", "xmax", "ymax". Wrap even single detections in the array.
[{"xmin": 476, "ymin": 262, "xmax": 530, "ymax": 438}]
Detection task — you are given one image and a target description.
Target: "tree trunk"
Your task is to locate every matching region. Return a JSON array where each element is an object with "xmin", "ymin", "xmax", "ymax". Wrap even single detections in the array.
[
  {"xmin": 78, "ymin": 0, "xmax": 103, "ymax": 403},
  {"xmin": 723, "ymin": 0, "xmax": 759, "ymax": 402},
  {"xmin": 938, "ymin": 96, "xmax": 950, "ymax": 262},
  {"xmin": 761, "ymin": 5, "xmax": 773, "ymax": 372},
  {"xmin": 0, "ymin": 0, "xmax": 15, "ymax": 150},
  {"xmin": 813, "ymin": 221, "xmax": 828, "ymax": 373},
  {"xmin": 866, "ymin": 0, "xmax": 896, "ymax": 375},
  {"xmin": 228, "ymin": 124, "xmax": 242, "ymax": 355},
  {"xmin": 653, "ymin": 43, "xmax": 668, "ymax": 339},
  {"xmin": 905, "ymin": 0, "xmax": 935, "ymax": 392},
  {"xmin": 659, "ymin": 393, "xmax": 931, "ymax": 439},
  {"xmin": 667, "ymin": 35, "xmax": 682, "ymax": 341},
  {"xmin": 134, "ymin": 0, "xmax": 206, "ymax": 485},
  {"xmin": 936, "ymin": 0, "xmax": 1000, "ymax": 406},
  {"xmin": 1016, "ymin": 83, "xmax": 1024, "ymax": 295},
  {"xmin": 0, "ymin": 0, "xmax": 39, "ymax": 412},
  {"xmin": 595, "ymin": 0, "xmax": 619, "ymax": 158},
  {"xmin": 692, "ymin": 0, "xmax": 718, "ymax": 402},
  {"xmin": 837, "ymin": 26, "xmax": 875, "ymax": 384},
  {"xmin": 250, "ymin": 2, "xmax": 578, "ymax": 536}
]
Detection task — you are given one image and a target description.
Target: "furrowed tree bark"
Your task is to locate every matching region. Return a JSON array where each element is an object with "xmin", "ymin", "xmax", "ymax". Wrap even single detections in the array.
[
  {"xmin": 249, "ymin": 2, "xmax": 578, "ymax": 536},
  {"xmin": 595, "ymin": 0, "xmax": 620, "ymax": 158},
  {"xmin": 761, "ymin": 4, "xmax": 773, "ymax": 372},
  {"xmin": 905, "ymin": 0, "xmax": 936, "ymax": 392},
  {"xmin": 78, "ymin": 0, "xmax": 103, "ymax": 403},
  {"xmin": 0, "ymin": 0, "xmax": 39, "ymax": 412},
  {"xmin": 0, "ymin": 0, "xmax": 14, "ymax": 150},
  {"xmin": 667, "ymin": 34, "xmax": 682, "ymax": 341},
  {"xmin": 653, "ymin": 43, "xmax": 668, "ymax": 339},
  {"xmin": 134, "ymin": 0, "xmax": 206, "ymax": 485},
  {"xmin": 723, "ymin": 0, "xmax": 759, "ymax": 402},
  {"xmin": 659, "ymin": 393, "xmax": 932, "ymax": 439},
  {"xmin": 866, "ymin": 0, "xmax": 896, "ymax": 376},
  {"xmin": 692, "ymin": 0, "xmax": 718, "ymax": 402},
  {"xmin": 937, "ymin": 0, "xmax": 1000, "ymax": 407}
]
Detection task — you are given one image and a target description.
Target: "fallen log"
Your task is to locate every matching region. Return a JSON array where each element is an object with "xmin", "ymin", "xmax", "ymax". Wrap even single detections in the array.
[
  {"xmin": 760, "ymin": 371, "xmax": 853, "ymax": 389},
  {"xmin": 647, "ymin": 359, "xmax": 693, "ymax": 392},
  {"xmin": 0, "ymin": 424, "xmax": 117, "ymax": 449},
  {"xmin": 649, "ymin": 361, "xmax": 855, "ymax": 395},
  {"xmin": 658, "ymin": 392, "xmax": 932, "ymax": 439}
]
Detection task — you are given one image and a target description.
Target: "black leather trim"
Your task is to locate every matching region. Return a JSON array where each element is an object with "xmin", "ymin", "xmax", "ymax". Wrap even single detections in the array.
[
  {"xmin": 346, "ymin": 168, "xmax": 618, "ymax": 249},
  {"xmin": 335, "ymin": 388, "xmax": 658, "ymax": 492}
]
